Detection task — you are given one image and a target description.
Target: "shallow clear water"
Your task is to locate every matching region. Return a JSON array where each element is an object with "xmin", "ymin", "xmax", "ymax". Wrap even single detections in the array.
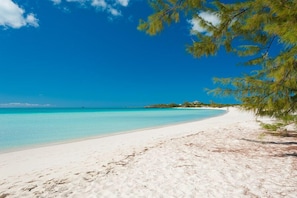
[{"xmin": 0, "ymin": 108, "xmax": 225, "ymax": 151}]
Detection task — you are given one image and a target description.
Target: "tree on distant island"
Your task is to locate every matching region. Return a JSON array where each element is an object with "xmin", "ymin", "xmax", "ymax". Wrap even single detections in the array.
[
  {"xmin": 145, "ymin": 101, "xmax": 236, "ymax": 108},
  {"xmin": 138, "ymin": 0, "xmax": 297, "ymax": 128}
]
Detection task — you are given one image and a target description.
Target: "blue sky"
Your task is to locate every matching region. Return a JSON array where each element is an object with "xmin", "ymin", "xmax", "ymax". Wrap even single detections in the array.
[{"xmin": 0, "ymin": 0, "xmax": 251, "ymax": 107}]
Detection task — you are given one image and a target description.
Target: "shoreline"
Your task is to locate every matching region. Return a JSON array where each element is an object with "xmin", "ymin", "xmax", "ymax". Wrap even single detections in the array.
[
  {"xmin": 0, "ymin": 108, "xmax": 230, "ymax": 176},
  {"xmin": 0, "ymin": 107, "xmax": 227, "ymax": 154},
  {"xmin": 1, "ymin": 107, "xmax": 296, "ymax": 197}
]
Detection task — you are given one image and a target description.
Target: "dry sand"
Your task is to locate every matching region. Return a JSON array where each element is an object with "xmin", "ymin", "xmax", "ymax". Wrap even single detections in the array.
[{"xmin": 0, "ymin": 107, "xmax": 296, "ymax": 197}]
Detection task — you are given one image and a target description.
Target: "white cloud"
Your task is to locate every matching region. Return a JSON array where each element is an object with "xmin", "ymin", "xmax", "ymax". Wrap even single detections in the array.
[
  {"xmin": 66, "ymin": 0, "xmax": 87, "ymax": 4},
  {"xmin": 117, "ymin": 0, "xmax": 129, "ymax": 7},
  {"xmin": 51, "ymin": 0, "xmax": 62, "ymax": 4},
  {"xmin": 25, "ymin": 13, "xmax": 39, "ymax": 27},
  {"xmin": 189, "ymin": 11, "xmax": 220, "ymax": 35},
  {"xmin": 91, "ymin": 0, "xmax": 107, "ymax": 9},
  {"xmin": 64, "ymin": 0, "xmax": 130, "ymax": 7},
  {"xmin": 51, "ymin": 0, "xmax": 129, "ymax": 17},
  {"xmin": 108, "ymin": 7, "xmax": 121, "ymax": 16},
  {"xmin": 90, "ymin": 0, "xmax": 122, "ymax": 17},
  {"xmin": 0, "ymin": 0, "xmax": 39, "ymax": 29},
  {"xmin": 0, "ymin": 102, "xmax": 52, "ymax": 108},
  {"xmin": 66, "ymin": 0, "xmax": 82, "ymax": 2},
  {"xmin": 199, "ymin": 12, "xmax": 220, "ymax": 26}
]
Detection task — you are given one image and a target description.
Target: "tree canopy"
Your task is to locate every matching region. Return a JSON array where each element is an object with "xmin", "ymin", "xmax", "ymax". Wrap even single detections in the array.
[{"xmin": 138, "ymin": 0, "xmax": 297, "ymax": 121}]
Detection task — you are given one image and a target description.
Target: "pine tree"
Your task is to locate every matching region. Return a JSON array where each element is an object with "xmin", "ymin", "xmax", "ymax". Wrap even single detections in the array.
[{"xmin": 138, "ymin": 0, "xmax": 297, "ymax": 123}]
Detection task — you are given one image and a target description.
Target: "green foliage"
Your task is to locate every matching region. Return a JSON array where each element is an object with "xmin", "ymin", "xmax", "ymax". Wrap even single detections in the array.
[
  {"xmin": 138, "ymin": 0, "xmax": 297, "ymax": 123},
  {"xmin": 182, "ymin": 101, "xmax": 203, "ymax": 107},
  {"xmin": 145, "ymin": 103, "xmax": 181, "ymax": 108},
  {"xmin": 260, "ymin": 122, "xmax": 285, "ymax": 132},
  {"xmin": 138, "ymin": 0, "xmax": 205, "ymax": 35},
  {"xmin": 146, "ymin": 101, "xmax": 236, "ymax": 108}
]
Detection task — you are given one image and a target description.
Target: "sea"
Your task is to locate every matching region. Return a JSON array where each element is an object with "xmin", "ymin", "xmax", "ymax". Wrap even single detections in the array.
[{"xmin": 0, "ymin": 108, "xmax": 226, "ymax": 152}]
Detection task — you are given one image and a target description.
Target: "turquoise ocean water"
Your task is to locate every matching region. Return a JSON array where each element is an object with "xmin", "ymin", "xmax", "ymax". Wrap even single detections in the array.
[{"xmin": 0, "ymin": 108, "xmax": 225, "ymax": 152}]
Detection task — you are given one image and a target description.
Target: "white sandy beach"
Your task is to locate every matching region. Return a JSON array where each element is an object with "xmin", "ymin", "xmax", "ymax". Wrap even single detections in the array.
[{"xmin": 0, "ymin": 107, "xmax": 296, "ymax": 197}]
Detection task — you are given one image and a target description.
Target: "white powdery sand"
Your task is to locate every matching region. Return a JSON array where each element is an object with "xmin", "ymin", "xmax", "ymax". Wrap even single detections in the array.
[{"xmin": 0, "ymin": 107, "xmax": 296, "ymax": 197}]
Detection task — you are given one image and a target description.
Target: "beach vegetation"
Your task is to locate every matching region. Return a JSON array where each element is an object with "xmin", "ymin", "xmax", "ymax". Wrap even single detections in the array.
[
  {"xmin": 138, "ymin": 0, "xmax": 297, "ymax": 128},
  {"xmin": 260, "ymin": 122, "xmax": 286, "ymax": 132},
  {"xmin": 260, "ymin": 114, "xmax": 297, "ymax": 136}
]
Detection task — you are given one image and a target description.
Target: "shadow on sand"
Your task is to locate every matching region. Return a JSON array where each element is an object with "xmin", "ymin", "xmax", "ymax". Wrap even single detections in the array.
[
  {"xmin": 240, "ymin": 138, "xmax": 297, "ymax": 158},
  {"xmin": 241, "ymin": 138, "xmax": 297, "ymax": 145}
]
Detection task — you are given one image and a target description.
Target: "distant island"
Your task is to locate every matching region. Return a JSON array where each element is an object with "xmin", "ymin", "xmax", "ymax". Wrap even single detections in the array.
[{"xmin": 145, "ymin": 101, "xmax": 238, "ymax": 108}]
